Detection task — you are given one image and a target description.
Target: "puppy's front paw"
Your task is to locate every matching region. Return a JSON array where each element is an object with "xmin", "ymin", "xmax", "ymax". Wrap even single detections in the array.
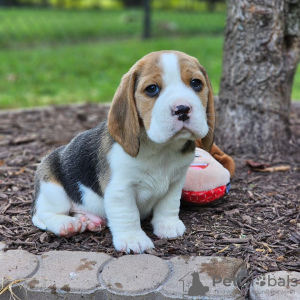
[
  {"xmin": 113, "ymin": 231, "xmax": 154, "ymax": 253},
  {"xmin": 153, "ymin": 218, "xmax": 186, "ymax": 239}
]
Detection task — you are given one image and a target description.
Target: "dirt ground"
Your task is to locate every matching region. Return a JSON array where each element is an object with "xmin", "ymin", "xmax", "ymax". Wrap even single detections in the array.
[{"xmin": 0, "ymin": 103, "xmax": 299, "ymax": 298}]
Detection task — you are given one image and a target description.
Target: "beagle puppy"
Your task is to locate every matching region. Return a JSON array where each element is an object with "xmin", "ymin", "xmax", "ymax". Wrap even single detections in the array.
[{"xmin": 31, "ymin": 50, "xmax": 215, "ymax": 253}]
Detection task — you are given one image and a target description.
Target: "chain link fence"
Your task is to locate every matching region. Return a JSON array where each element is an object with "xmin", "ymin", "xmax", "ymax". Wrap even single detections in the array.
[{"xmin": 0, "ymin": 0, "xmax": 226, "ymax": 48}]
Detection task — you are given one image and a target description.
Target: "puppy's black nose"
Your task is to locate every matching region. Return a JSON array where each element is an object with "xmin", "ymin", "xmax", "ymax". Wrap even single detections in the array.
[{"xmin": 174, "ymin": 105, "xmax": 191, "ymax": 121}]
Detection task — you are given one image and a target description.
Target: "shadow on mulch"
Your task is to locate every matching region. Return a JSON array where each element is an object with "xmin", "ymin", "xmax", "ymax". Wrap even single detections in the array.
[{"xmin": 0, "ymin": 103, "xmax": 299, "ymax": 298}]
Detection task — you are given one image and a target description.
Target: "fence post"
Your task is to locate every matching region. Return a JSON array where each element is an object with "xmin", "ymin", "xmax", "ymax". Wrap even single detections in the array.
[{"xmin": 143, "ymin": 0, "xmax": 151, "ymax": 39}]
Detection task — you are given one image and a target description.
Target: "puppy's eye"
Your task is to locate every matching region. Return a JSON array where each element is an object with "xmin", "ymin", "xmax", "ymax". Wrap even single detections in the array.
[
  {"xmin": 145, "ymin": 84, "xmax": 160, "ymax": 97},
  {"xmin": 190, "ymin": 79, "xmax": 203, "ymax": 92}
]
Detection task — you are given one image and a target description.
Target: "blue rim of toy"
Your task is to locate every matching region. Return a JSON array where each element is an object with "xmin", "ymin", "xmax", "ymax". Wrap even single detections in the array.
[{"xmin": 226, "ymin": 182, "xmax": 231, "ymax": 194}]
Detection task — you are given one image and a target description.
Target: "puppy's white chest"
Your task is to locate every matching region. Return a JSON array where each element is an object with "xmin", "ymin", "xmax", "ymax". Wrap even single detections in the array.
[
  {"xmin": 135, "ymin": 169, "xmax": 174, "ymax": 202},
  {"xmin": 108, "ymin": 143, "xmax": 191, "ymax": 203}
]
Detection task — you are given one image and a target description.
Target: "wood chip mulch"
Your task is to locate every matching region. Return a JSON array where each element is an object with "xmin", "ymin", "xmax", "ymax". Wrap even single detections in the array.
[{"xmin": 0, "ymin": 103, "xmax": 299, "ymax": 298}]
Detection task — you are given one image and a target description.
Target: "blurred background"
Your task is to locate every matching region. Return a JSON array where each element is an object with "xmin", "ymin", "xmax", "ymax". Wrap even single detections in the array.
[{"xmin": 0, "ymin": 0, "xmax": 299, "ymax": 109}]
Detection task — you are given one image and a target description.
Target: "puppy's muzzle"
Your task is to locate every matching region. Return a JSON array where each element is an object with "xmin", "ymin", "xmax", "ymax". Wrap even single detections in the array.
[{"xmin": 173, "ymin": 105, "xmax": 191, "ymax": 122}]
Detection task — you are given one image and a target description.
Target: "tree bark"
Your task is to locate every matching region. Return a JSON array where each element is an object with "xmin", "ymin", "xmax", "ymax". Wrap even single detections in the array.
[{"xmin": 215, "ymin": 0, "xmax": 300, "ymax": 156}]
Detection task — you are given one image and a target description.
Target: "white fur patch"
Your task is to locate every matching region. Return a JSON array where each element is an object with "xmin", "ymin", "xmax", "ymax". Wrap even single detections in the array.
[
  {"xmin": 76, "ymin": 183, "xmax": 106, "ymax": 218},
  {"xmin": 161, "ymin": 53, "xmax": 182, "ymax": 86},
  {"xmin": 32, "ymin": 181, "xmax": 86, "ymax": 235},
  {"xmin": 146, "ymin": 52, "xmax": 209, "ymax": 144}
]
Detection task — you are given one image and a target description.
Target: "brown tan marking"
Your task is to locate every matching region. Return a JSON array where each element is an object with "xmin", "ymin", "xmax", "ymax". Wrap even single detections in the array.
[
  {"xmin": 108, "ymin": 66, "xmax": 140, "ymax": 157},
  {"xmin": 135, "ymin": 55, "xmax": 163, "ymax": 131},
  {"xmin": 35, "ymin": 161, "xmax": 63, "ymax": 186},
  {"xmin": 98, "ymin": 129, "xmax": 113, "ymax": 193},
  {"xmin": 197, "ymin": 64, "xmax": 215, "ymax": 152}
]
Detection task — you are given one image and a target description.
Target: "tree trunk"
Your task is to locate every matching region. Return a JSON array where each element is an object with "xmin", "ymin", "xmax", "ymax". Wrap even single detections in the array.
[{"xmin": 215, "ymin": 0, "xmax": 300, "ymax": 157}]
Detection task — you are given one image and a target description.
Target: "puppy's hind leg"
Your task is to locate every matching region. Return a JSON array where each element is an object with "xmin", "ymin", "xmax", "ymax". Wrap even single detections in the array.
[{"xmin": 32, "ymin": 181, "xmax": 87, "ymax": 237}]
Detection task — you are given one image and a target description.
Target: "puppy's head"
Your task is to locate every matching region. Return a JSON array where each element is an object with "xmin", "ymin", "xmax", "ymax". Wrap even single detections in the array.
[{"xmin": 108, "ymin": 50, "xmax": 215, "ymax": 157}]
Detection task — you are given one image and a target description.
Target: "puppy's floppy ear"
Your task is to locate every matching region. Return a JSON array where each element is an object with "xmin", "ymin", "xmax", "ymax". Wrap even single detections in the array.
[
  {"xmin": 198, "ymin": 65, "xmax": 215, "ymax": 152},
  {"xmin": 108, "ymin": 68, "xmax": 140, "ymax": 157}
]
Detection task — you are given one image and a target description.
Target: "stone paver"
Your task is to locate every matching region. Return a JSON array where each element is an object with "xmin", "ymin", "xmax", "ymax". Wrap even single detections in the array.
[
  {"xmin": 5, "ymin": 241, "xmax": 294, "ymax": 299},
  {"xmin": 0, "ymin": 250, "xmax": 39, "ymax": 300},
  {"xmin": 0, "ymin": 249, "xmax": 39, "ymax": 281},
  {"xmin": 0, "ymin": 242, "xmax": 7, "ymax": 252},
  {"xmin": 24, "ymin": 251, "xmax": 112, "ymax": 299},
  {"xmin": 100, "ymin": 254, "xmax": 170, "ymax": 299},
  {"xmin": 250, "ymin": 271, "xmax": 300, "ymax": 300},
  {"xmin": 161, "ymin": 256, "xmax": 246, "ymax": 299}
]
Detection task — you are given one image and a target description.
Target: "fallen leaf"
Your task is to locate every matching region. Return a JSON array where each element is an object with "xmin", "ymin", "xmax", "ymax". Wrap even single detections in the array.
[
  {"xmin": 246, "ymin": 160, "xmax": 270, "ymax": 169},
  {"xmin": 256, "ymin": 165, "xmax": 291, "ymax": 172}
]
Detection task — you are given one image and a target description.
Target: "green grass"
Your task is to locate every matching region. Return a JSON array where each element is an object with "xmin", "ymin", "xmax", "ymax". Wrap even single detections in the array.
[
  {"xmin": 0, "ymin": 8, "xmax": 299, "ymax": 109},
  {"xmin": 1, "ymin": 35, "xmax": 299, "ymax": 109},
  {"xmin": 0, "ymin": 36, "xmax": 224, "ymax": 108}
]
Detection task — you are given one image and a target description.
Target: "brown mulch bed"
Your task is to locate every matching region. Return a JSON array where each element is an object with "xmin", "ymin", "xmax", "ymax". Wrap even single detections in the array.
[{"xmin": 0, "ymin": 103, "xmax": 299, "ymax": 298}]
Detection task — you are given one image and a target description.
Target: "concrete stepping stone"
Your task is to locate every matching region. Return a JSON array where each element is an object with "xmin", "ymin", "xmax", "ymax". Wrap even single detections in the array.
[
  {"xmin": 161, "ymin": 256, "xmax": 246, "ymax": 299},
  {"xmin": 24, "ymin": 250, "xmax": 112, "ymax": 299},
  {"xmin": 250, "ymin": 271, "xmax": 300, "ymax": 300},
  {"xmin": 0, "ymin": 242, "xmax": 7, "ymax": 252},
  {"xmin": 100, "ymin": 254, "xmax": 170, "ymax": 299},
  {"xmin": 0, "ymin": 241, "xmax": 251, "ymax": 300},
  {"xmin": 0, "ymin": 250, "xmax": 39, "ymax": 300},
  {"xmin": 0, "ymin": 250, "xmax": 39, "ymax": 281}
]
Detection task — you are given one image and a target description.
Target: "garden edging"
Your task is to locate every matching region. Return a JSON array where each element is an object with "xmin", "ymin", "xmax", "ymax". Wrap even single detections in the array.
[{"xmin": 1, "ymin": 242, "xmax": 299, "ymax": 300}]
